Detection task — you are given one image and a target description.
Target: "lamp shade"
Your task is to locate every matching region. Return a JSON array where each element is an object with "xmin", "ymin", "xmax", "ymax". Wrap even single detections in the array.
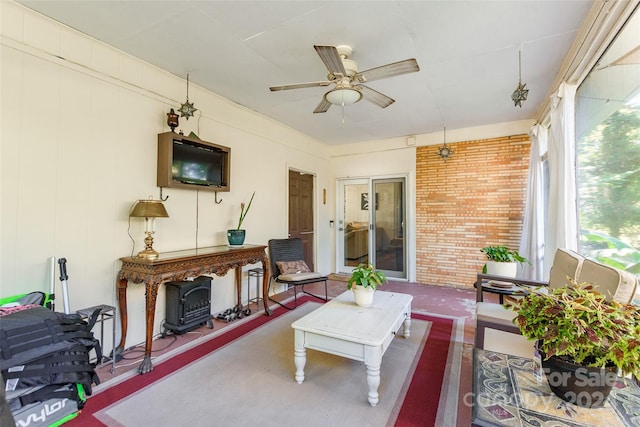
[
  {"xmin": 324, "ymin": 88, "xmax": 362, "ymax": 106},
  {"xmin": 130, "ymin": 199, "xmax": 169, "ymax": 218}
]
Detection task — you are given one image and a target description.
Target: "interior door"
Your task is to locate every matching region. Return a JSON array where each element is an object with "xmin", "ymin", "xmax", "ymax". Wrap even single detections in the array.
[
  {"xmin": 338, "ymin": 177, "xmax": 406, "ymax": 279},
  {"xmin": 288, "ymin": 170, "xmax": 315, "ymax": 270}
]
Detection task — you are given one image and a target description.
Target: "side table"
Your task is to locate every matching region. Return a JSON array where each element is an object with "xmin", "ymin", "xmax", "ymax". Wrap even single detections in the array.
[
  {"xmin": 77, "ymin": 304, "xmax": 116, "ymax": 373},
  {"xmin": 247, "ymin": 268, "xmax": 264, "ymax": 310},
  {"xmin": 474, "ymin": 279, "xmax": 530, "ymax": 303}
]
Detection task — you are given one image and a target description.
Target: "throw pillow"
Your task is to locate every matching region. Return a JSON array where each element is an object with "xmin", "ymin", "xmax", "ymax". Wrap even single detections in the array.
[{"xmin": 276, "ymin": 260, "xmax": 311, "ymax": 274}]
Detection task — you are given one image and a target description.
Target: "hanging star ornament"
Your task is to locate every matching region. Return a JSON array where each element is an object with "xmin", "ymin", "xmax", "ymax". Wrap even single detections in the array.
[
  {"xmin": 436, "ymin": 126, "xmax": 454, "ymax": 161},
  {"xmin": 178, "ymin": 73, "xmax": 197, "ymax": 120},
  {"xmin": 436, "ymin": 143, "xmax": 454, "ymax": 161},
  {"xmin": 511, "ymin": 48, "xmax": 529, "ymax": 108},
  {"xmin": 511, "ymin": 81, "xmax": 529, "ymax": 108},
  {"xmin": 178, "ymin": 100, "xmax": 197, "ymax": 120}
]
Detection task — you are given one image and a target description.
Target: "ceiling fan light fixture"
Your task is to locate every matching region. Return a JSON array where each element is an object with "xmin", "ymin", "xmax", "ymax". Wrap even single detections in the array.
[
  {"xmin": 270, "ymin": 44, "xmax": 419, "ymax": 115},
  {"xmin": 324, "ymin": 87, "xmax": 362, "ymax": 106}
]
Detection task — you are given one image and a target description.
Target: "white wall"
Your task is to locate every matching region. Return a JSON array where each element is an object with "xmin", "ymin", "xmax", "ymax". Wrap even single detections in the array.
[{"xmin": 0, "ymin": 1, "xmax": 332, "ymax": 352}]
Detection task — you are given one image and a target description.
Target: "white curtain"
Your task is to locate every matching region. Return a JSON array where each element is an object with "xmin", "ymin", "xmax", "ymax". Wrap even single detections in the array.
[
  {"xmin": 518, "ymin": 124, "xmax": 545, "ymax": 280},
  {"xmin": 544, "ymin": 82, "xmax": 579, "ymax": 277}
]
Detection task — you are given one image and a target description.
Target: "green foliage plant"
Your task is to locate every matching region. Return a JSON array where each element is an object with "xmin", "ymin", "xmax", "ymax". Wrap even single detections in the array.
[
  {"xmin": 577, "ymin": 108, "xmax": 640, "ymax": 241},
  {"xmin": 581, "ymin": 229, "xmax": 640, "ymax": 275},
  {"xmin": 508, "ymin": 279, "xmax": 640, "ymax": 376},
  {"xmin": 481, "ymin": 245, "xmax": 529, "ymax": 263},
  {"xmin": 347, "ymin": 263, "xmax": 388, "ymax": 291},
  {"xmin": 236, "ymin": 191, "xmax": 255, "ymax": 230}
]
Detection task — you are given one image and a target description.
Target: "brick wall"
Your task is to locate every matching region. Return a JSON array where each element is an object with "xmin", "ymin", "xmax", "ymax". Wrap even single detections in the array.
[{"xmin": 416, "ymin": 134, "xmax": 530, "ymax": 288}]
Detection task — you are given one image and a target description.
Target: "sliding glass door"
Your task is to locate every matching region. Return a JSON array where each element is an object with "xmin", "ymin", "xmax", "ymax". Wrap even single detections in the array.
[
  {"xmin": 337, "ymin": 177, "xmax": 406, "ymax": 279},
  {"xmin": 371, "ymin": 178, "xmax": 406, "ymax": 277}
]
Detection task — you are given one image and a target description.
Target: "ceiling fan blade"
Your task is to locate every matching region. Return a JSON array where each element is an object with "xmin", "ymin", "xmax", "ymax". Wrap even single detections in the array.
[
  {"xmin": 314, "ymin": 45, "xmax": 347, "ymax": 77},
  {"xmin": 354, "ymin": 58, "xmax": 419, "ymax": 83},
  {"xmin": 313, "ymin": 98, "xmax": 332, "ymax": 114},
  {"xmin": 270, "ymin": 81, "xmax": 331, "ymax": 91},
  {"xmin": 357, "ymin": 84, "xmax": 395, "ymax": 108}
]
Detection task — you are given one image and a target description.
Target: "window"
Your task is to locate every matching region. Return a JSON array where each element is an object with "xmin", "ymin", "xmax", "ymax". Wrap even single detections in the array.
[{"xmin": 576, "ymin": 8, "xmax": 640, "ymax": 276}]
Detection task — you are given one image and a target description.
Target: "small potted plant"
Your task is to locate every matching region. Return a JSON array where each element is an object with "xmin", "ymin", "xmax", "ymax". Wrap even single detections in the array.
[
  {"xmin": 227, "ymin": 191, "xmax": 255, "ymax": 246},
  {"xmin": 480, "ymin": 245, "xmax": 529, "ymax": 277},
  {"xmin": 508, "ymin": 279, "xmax": 640, "ymax": 408},
  {"xmin": 347, "ymin": 263, "xmax": 388, "ymax": 307}
]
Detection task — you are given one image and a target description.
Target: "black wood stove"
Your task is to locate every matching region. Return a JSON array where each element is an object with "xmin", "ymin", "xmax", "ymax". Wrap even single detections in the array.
[{"xmin": 163, "ymin": 276, "xmax": 213, "ymax": 335}]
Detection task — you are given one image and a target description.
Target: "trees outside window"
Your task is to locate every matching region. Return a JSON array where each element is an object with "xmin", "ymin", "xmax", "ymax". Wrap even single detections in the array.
[
  {"xmin": 578, "ymin": 106, "xmax": 640, "ymax": 274},
  {"xmin": 576, "ymin": 9, "xmax": 640, "ymax": 276}
]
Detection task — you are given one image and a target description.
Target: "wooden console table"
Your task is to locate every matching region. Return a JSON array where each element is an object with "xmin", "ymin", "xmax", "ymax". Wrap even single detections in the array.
[{"xmin": 115, "ymin": 244, "xmax": 269, "ymax": 374}]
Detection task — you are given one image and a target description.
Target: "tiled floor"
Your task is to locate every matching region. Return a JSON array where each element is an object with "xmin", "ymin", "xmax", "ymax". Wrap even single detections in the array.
[{"xmin": 94, "ymin": 280, "xmax": 481, "ymax": 425}]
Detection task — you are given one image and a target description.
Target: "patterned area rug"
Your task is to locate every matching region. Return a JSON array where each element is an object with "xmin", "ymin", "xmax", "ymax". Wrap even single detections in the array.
[
  {"xmin": 68, "ymin": 297, "xmax": 463, "ymax": 426},
  {"xmin": 473, "ymin": 350, "xmax": 640, "ymax": 426}
]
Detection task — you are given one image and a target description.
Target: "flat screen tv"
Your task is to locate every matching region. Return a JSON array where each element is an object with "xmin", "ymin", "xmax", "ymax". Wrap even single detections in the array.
[
  {"xmin": 157, "ymin": 132, "xmax": 230, "ymax": 192},
  {"xmin": 172, "ymin": 142, "xmax": 224, "ymax": 187}
]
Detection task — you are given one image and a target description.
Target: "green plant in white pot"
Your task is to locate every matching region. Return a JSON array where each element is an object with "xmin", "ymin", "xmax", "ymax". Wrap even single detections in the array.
[
  {"xmin": 480, "ymin": 245, "xmax": 529, "ymax": 277},
  {"xmin": 347, "ymin": 263, "xmax": 387, "ymax": 307}
]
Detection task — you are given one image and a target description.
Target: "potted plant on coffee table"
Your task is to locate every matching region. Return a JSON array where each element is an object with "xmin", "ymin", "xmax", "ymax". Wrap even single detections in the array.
[
  {"xmin": 508, "ymin": 279, "xmax": 640, "ymax": 408},
  {"xmin": 347, "ymin": 263, "xmax": 388, "ymax": 307},
  {"xmin": 480, "ymin": 245, "xmax": 529, "ymax": 277}
]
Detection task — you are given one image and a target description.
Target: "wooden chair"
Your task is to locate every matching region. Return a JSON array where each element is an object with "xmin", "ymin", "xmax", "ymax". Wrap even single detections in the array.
[{"xmin": 267, "ymin": 238, "xmax": 328, "ymax": 310}]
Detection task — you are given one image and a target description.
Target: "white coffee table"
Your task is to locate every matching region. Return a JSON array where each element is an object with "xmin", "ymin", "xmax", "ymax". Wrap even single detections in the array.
[{"xmin": 291, "ymin": 290, "xmax": 412, "ymax": 406}]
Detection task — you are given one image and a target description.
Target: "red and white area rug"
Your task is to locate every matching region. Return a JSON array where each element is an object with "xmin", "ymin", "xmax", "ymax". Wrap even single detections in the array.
[{"xmin": 68, "ymin": 298, "xmax": 463, "ymax": 427}]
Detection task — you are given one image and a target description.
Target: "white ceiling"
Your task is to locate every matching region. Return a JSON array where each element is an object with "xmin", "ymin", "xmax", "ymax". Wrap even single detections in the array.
[{"xmin": 18, "ymin": 0, "xmax": 594, "ymax": 145}]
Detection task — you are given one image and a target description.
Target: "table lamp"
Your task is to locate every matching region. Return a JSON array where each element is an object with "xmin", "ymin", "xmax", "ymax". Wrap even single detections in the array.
[{"xmin": 130, "ymin": 198, "xmax": 169, "ymax": 260}]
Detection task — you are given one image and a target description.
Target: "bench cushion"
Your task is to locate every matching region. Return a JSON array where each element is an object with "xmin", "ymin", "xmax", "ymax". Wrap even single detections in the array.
[
  {"xmin": 577, "ymin": 259, "xmax": 638, "ymax": 304},
  {"xmin": 548, "ymin": 248, "xmax": 585, "ymax": 289},
  {"xmin": 476, "ymin": 302, "xmax": 517, "ymax": 327},
  {"xmin": 278, "ymin": 272, "xmax": 324, "ymax": 282}
]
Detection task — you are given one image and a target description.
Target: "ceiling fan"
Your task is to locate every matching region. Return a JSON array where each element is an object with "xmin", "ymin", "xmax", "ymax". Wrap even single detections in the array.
[{"xmin": 269, "ymin": 45, "xmax": 420, "ymax": 113}]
